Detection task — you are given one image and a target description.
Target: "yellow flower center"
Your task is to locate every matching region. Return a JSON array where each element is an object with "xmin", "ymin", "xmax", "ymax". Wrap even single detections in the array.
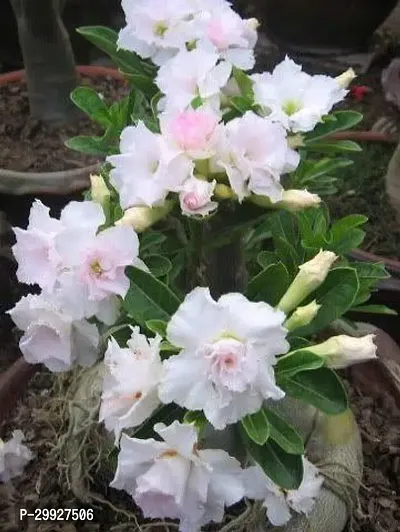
[
  {"xmin": 282, "ymin": 99, "xmax": 302, "ymax": 116},
  {"xmin": 154, "ymin": 21, "xmax": 168, "ymax": 37},
  {"xmin": 90, "ymin": 260, "xmax": 104, "ymax": 276}
]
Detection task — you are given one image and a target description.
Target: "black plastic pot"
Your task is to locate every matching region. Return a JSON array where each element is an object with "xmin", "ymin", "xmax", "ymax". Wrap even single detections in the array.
[{"xmin": 253, "ymin": 0, "xmax": 398, "ymax": 53}]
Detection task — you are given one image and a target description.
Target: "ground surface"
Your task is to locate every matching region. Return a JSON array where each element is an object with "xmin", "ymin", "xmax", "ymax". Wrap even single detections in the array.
[
  {"xmin": 0, "ymin": 74, "xmax": 127, "ymax": 172},
  {"xmin": 0, "ymin": 370, "xmax": 398, "ymax": 532}
]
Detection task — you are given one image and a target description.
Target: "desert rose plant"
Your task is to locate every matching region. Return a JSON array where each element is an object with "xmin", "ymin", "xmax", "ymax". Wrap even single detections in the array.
[{"xmin": 5, "ymin": 1, "xmax": 392, "ymax": 531}]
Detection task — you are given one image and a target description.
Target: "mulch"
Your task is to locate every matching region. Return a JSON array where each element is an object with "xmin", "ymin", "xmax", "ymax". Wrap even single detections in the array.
[{"xmin": 0, "ymin": 362, "xmax": 398, "ymax": 532}]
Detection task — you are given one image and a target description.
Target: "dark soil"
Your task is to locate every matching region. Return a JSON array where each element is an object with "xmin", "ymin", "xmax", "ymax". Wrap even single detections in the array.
[
  {"xmin": 0, "ymin": 74, "xmax": 128, "ymax": 172},
  {"xmin": 0, "ymin": 369, "xmax": 398, "ymax": 532}
]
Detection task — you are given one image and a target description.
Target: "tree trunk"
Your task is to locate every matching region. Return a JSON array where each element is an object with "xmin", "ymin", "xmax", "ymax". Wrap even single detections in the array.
[{"xmin": 10, "ymin": 0, "xmax": 78, "ymax": 125}]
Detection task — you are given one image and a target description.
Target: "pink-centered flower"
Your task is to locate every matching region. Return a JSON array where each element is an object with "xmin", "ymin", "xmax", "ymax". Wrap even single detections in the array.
[
  {"xmin": 56, "ymin": 225, "xmax": 144, "ymax": 302},
  {"xmin": 159, "ymin": 287, "xmax": 288, "ymax": 429},
  {"xmin": 162, "ymin": 108, "xmax": 221, "ymax": 159},
  {"xmin": 179, "ymin": 177, "xmax": 218, "ymax": 217},
  {"xmin": 12, "ymin": 200, "xmax": 104, "ymax": 292}
]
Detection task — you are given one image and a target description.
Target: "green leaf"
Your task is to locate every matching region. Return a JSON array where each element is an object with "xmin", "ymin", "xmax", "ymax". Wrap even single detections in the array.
[
  {"xmin": 351, "ymin": 261, "xmax": 389, "ymax": 306},
  {"xmin": 241, "ymin": 430, "xmax": 304, "ymax": 490},
  {"xmin": 295, "ymin": 267, "xmax": 359, "ymax": 337},
  {"xmin": 183, "ymin": 411, "xmax": 208, "ymax": 434},
  {"xmin": 70, "ymin": 87, "xmax": 110, "ymax": 127},
  {"xmin": 145, "ymin": 255, "xmax": 172, "ymax": 277},
  {"xmin": 263, "ymin": 408, "xmax": 304, "ymax": 455},
  {"xmin": 140, "ymin": 232, "xmax": 167, "ymax": 252},
  {"xmin": 123, "ymin": 266, "xmax": 181, "ymax": 326},
  {"xmin": 351, "ymin": 304, "xmax": 397, "ymax": 316},
  {"xmin": 160, "ymin": 340, "xmax": 180, "ymax": 353},
  {"xmin": 77, "ymin": 26, "xmax": 155, "ymax": 78},
  {"xmin": 305, "ymin": 111, "xmax": 363, "ymax": 142},
  {"xmin": 65, "ymin": 135, "xmax": 109, "ymax": 156},
  {"xmin": 241, "ymin": 410, "xmax": 270, "ymax": 445},
  {"xmin": 288, "ymin": 337, "xmax": 312, "ymax": 350},
  {"xmin": 306, "ymin": 140, "xmax": 362, "ymax": 154},
  {"xmin": 232, "ymin": 67, "xmax": 254, "ymax": 100},
  {"xmin": 247, "ymin": 262, "xmax": 290, "ymax": 306},
  {"xmin": 276, "ymin": 350, "xmax": 325, "ymax": 380},
  {"xmin": 328, "ymin": 215, "xmax": 367, "ymax": 254},
  {"xmin": 145, "ymin": 319, "xmax": 168, "ymax": 337},
  {"xmin": 257, "ymin": 251, "xmax": 278, "ymax": 269},
  {"xmin": 281, "ymin": 368, "xmax": 348, "ymax": 415}
]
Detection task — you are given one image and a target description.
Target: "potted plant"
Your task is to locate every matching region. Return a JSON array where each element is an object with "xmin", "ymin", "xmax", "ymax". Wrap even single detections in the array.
[
  {"xmin": 1, "ymin": 1, "xmax": 397, "ymax": 530},
  {"xmin": 0, "ymin": 0, "xmax": 127, "ymax": 199}
]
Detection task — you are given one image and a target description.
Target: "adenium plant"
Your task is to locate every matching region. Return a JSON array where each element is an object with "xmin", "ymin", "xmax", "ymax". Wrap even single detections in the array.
[{"xmin": 6, "ymin": 0, "xmax": 392, "ymax": 530}]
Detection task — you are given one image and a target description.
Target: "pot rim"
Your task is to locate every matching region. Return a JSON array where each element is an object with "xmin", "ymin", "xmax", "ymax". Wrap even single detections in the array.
[{"xmin": 0, "ymin": 65, "xmax": 124, "ymax": 195}]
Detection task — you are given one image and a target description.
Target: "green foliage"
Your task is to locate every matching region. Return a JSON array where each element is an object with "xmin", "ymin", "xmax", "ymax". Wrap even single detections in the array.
[
  {"xmin": 263, "ymin": 408, "xmax": 304, "ymax": 455},
  {"xmin": 304, "ymin": 111, "xmax": 363, "ymax": 142},
  {"xmin": 275, "ymin": 350, "xmax": 325, "ymax": 379},
  {"xmin": 77, "ymin": 26, "xmax": 156, "ymax": 81},
  {"xmin": 123, "ymin": 267, "xmax": 182, "ymax": 326},
  {"xmin": 280, "ymin": 368, "xmax": 348, "ymax": 415},
  {"xmin": 241, "ymin": 409, "xmax": 271, "ymax": 446},
  {"xmin": 241, "ymin": 428, "xmax": 304, "ymax": 489},
  {"xmin": 247, "ymin": 262, "xmax": 290, "ymax": 306}
]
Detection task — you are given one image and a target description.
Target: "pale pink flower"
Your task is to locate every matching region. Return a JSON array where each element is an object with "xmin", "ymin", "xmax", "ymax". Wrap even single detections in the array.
[
  {"xmin": 111, "ymin": 420, "xmax": 245, "ymax": 532},
  {"xmin": 9, "ymin": 293, "xmax": 99, "ymax": 372},
  {"xmin": 161, "ymin": 108, "xmax": 221, "ymax": 160},
  {"xmin": 179, "ymin": 177, "xmax": 218, "ymax": 217},
  {"xmin": 56, "ymin": 225, "xmax": 143, "ymax": 302},
  {"xmin": 99, "ymin": 328, "xmax": 163, "ymax": 440},
  {"xmin": 159, "ymin": 288, "xmax": 288, "ymax": 429},
  {"xmin": 0, "ymin": 431, "xmax": 33, "ymax": 483},
  {"xmin": 12, "ymin": 200, "xmax": 105, "ymax": 292}
]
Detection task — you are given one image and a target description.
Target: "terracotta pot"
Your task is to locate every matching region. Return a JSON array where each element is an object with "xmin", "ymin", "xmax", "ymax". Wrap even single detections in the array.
[
  {"xmin": 0, "ymin": 65, "xmax": 124, "ymax": 196},
  {"xmin": 253, "ymin": 0, "xmax": 398, "ymax": 53}
]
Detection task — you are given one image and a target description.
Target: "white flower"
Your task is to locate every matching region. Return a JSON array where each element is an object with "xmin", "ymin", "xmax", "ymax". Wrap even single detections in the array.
[
  {"xmin": 251, "ymin": 56, "xmax": 347, "ymax": 133},
  {"xmin": 194, "ymin": 6, "xmax": 258, "ymax": 70},
  {"xmin": 55, "ymin": 224, "xmax": 145, "ymax": 304},
  {"xmin": 111, "ymin": 420, "xmax": 245, "ymax": 532},
  {"xmin": 211, "ymin": 111, "xmax": 299, "ymax": 202},
  {"xmin": 0, "ymin": 431, "xmax": 33, "ymax": 483},
  {"xmin": 335, "ymin": 68, "xmax": 356, "ymax": 89},
  {"xmin": 305, "ymin": 334, "xmax": 377, "ymax": 369},
  {"xmin": 244, "ymin": 458, "xmax": 323, "ymax": 526},
  {"xmin": 278, "ymin": 250, "xmax": 337, "ymax": 314},
  {"xmin": 99, "ymin": 328, "xmax": 163, "ymax": 440},
  {"xmin": 118, "ymin": 0, "xmax": 196, "ymax": 66},
  {"xmin": 12, "ymin": 200, "xmax": 104, "ymax": 292},
  {"xmin": 179, "ymin": 177, "xmax": 218, "ymax": 217},
  {"xmin": 159, "ymin": 288, "xmax": 288, "ymax": 429},
  {"xmin": 107, "ymin": 122, "xmax": 192, "ymax": 209},
  {"xmin": 156, "ymin": 49, "xmax": 232, "ymax": 113},
  {"xmin": 8, "ymin": 293, "xmax": 99, "ymax": 372},
  {"xmin": 160, "ymin": 107, "xmax": 222, "ymax": 161}
]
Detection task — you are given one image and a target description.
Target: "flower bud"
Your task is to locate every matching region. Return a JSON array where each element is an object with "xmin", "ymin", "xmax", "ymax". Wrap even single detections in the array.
[
  {"xmin": 278, "ymin": 250, "xmax": 337, "ymax": 314},
  {"xmin": 305, "ymin": 334, "xmax": 377, "ymax": 368},
  {"xmin": 279, "ymin": 190, "xmax": 321, "ymax": 212},
  {"xmin": 246, "ymin": 18, "xmax": 260, "ymax": 31},
  {"xmin": 335, "ymin": 68, "xmax": 356, "ymax": 89},
  {"xmin": 90, "ymin": 174, "xmax": 110, "ymax": 209},
  {"xmin": 116, "ymin": 201, "xmax": 174, "ymax": 233},
  {"xmin": 284, "ymin": 300, "xmax": 321, "ymax": 331}
]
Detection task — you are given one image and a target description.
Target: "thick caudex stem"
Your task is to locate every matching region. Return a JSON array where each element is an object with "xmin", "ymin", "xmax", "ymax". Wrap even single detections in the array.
[{"xmin": 10, "ymin": 0, "xmax": 78, "ymax": 125}]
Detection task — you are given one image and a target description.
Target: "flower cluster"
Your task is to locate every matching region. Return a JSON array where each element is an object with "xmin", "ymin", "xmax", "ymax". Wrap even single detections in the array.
[
  {"xmin": 10, "ymin": 200, "xmax": 145, "ymax": 371},
  {"xmin": 106, "ymin": 0, "xmax": 353, "ymax": 222},
  {"xmin": 6, "ymin": 0, "xmax": 380, "ymax": 530}
]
